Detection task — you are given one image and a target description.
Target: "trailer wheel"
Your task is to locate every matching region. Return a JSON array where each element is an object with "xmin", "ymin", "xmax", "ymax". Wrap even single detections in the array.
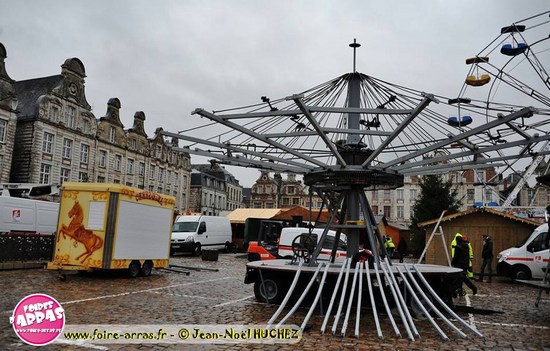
[
  {"xmin": 140, "ymin": 260, "xmax": 153, "ymax": 277},
  {"xmin": 254, "ymin": 278, "xmax": 284, "ymax": 303},
  {"xmin": 128, "ymin": 260, "xmax": 140, "ymax": 278},
  {"xmin": 194, "ymin": 243, "xmax": 202, "ymax": 256}
]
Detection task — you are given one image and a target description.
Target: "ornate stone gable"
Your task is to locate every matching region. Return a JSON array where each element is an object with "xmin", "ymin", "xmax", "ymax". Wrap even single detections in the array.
[
  {"xmin": 50, "ymin": 58, "xmax": 91, "ymax": 110},
  {"xmin": 0, "ymin": 43, "xmax": 17, "ymax": 110},
  {"xmin": 97, "ymin": 98, "xmax": 126, "ymax": 146},
  {"xmin": 127, "ymin": 111, "xmax": 149, "ymax": 154}
]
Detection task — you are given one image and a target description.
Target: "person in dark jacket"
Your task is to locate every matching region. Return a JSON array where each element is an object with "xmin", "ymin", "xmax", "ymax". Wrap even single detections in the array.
[
  {"xmin": 397, "ymin": 237, "xmax": 408, "ymax": 263},
  {"xmin": 479, "ymin": 235, "xmax": 494, "ymax": 282},
  {"xmin": 451, "ymin": 235, "xmax": 477, "ymax": 295}
]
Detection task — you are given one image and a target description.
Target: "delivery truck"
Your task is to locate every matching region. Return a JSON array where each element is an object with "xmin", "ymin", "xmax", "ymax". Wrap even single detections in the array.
[{"xmin": 47, "ymin": 182, "xmax": 175, "ymax": 277}]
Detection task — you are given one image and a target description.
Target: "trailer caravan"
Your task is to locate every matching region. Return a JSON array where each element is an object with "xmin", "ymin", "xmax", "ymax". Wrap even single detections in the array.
[{"xmin": 47, "ymin": 182, "xmax": 175, "ymax": 277}]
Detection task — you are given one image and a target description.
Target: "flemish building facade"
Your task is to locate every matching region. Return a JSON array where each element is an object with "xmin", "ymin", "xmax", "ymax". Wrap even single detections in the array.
[
  {"xmin": 250, "ymin": 171, "xmax": 279, "ymax": 208},
  {"xmin": 188, "ymin": 162, "xmax": 244, "ymax": 214},
  {"xmin": 2, "ymin": 43, "xmax": 191, "ymax": 212},
  {"xmin": 0, "ymin": 44, "xmax": 18, "ymax": 183}
]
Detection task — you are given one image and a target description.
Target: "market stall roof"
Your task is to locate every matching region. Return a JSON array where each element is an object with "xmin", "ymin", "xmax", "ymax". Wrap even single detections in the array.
[
  {"xmin": 418, "ymin": 207, "xmax": 541, "ymax": 227},
  {"xmin": 227, "ymin": 208, "xmax": 282, "ymax": 224}
]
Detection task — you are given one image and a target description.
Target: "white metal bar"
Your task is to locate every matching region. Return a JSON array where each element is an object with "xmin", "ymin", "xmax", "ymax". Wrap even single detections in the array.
[
  {"xmin": 341, "ymin": 262, "xmax": 360, "ymax": 336},
  {"xmin": 365, "ymin": 263, "xmax": 383, "ymax": 339},
  {"xmin": 412, "ymin": 265, "xmax": 484, "ymax": 337},
  {"xmin": 404, "ymin": 265, "xmax": 468, "ymax": 338},
  {"xmin": 380, "ymin": 259, "xmax": 414, "ymax": 341},
  {"xmin": 354, "ymin": 261, "xmax": 364, "ymax": 338},
  {"xmin": 267, "ymin": 261, "xmax": 304, "ymax": 327},
  {"xmin": 384, "ymin": 257, "xmax": 419, "ymax": 338},
  {"xmin": 396, "ymin": 266, "xmax": 449, "ymax": 341},
  {"xmin": 277, "ymin": 263, "xmax": 324, "ymax": 327},
  {"xmin": 331, "ymin": 259, "xmax": 353, "ymax": 334},
  {"xmin": 320, "ymin": 259, "xmax": 348, "ymax": 334},
  {"xmin": 300, "ymin": 263, "xmax": 331, "ymax": 331},
  {"xmin": 374, "ymin": 261, "xmax": 401, "ymax": 337}
]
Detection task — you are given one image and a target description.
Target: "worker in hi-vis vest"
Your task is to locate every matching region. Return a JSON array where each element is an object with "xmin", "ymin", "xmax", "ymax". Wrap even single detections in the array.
[{"xmin": 451, "ymin": 233, "xmax": 474, "ymax": 278}]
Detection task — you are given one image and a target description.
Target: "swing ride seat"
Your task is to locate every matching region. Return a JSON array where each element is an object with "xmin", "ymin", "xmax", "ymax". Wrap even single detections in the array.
[
  {"xmin": 501, "ymin": 42, "xmax": 528, "ymax": 56},
  {"xmin": 447, "ymin": 115, "xmax": 472, "ymax": 127},
  {"xmin": 465, "ymin": 74, "xmax": 491, "ymax": 86}
]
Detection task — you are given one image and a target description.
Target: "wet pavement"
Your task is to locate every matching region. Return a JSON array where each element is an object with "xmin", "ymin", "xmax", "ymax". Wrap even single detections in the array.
[{"xmin": 0, "ymin": 253, "xmax": 549, "ymax": 350}]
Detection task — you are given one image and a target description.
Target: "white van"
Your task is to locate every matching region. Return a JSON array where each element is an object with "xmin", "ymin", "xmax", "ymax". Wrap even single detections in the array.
[
  {"xmin": 170, "ymin": 215, "xmax": 232, "ymax": 256},
  {"xmin": 497, "ymin": 223, "xmax": 549, "ymax": 280},
  {"xmin": 278, "ymin": 227, "xmax": 347, "ymax": 261},
  {"xmin": 0, "ymin": 196, "xmax": 59, "ymax": 234}
]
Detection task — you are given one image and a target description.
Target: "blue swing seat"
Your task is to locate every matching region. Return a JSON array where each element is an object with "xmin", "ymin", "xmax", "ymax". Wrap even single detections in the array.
[{"xmin": 448, "ymin": 116, "xmax": 473, "ymax": 127}]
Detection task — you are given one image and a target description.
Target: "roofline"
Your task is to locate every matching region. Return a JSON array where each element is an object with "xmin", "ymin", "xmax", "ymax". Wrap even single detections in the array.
[{"xmin": 418, "ymin": 207, "xmax": 541, "ymax": 227}]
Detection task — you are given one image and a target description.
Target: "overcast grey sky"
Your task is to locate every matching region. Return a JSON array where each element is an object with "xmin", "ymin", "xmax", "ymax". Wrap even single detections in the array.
[{"xmin": 0, "ymin": 1, "xmax": 548, "ymax": 187}]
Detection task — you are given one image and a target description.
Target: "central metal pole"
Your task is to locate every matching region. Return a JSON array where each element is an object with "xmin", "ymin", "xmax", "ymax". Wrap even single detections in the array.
[{"xmin": 345, "ymin": 70, "xmax": 362, "ymax": 257}]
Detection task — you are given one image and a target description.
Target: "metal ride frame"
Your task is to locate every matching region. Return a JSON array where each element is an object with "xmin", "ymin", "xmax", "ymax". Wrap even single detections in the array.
[{"xmin": 162, "ymin": 14, "xmax": 550, "ymax": 338}]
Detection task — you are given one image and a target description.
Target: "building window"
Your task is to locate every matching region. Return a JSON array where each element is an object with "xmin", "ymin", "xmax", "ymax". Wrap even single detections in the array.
[
  {"xmin": 42, "ymin": 132, "xmax": 54, "ymax": 154},
  {"xmin": 39, "ymin": 163, "xmax": 52, "ymax": 184},
  {"xmin": 253, "ymin": 201, "xmax": 262, "ymax": 208},
  {"xmin": 372, "ymin": 190, "xmax": 378, "ymax": 199},
  {"xmin": 97, "ymin": 175, "xmax": 105, "ymax": 183},
  {"xmin": 167, "ymin": 170, "xmax": 172, "ymax": 184},
  {"xmin": 287, "ymin": 186, "xmax": 295, "ymax": 195},
  {"xmin": 80, "ymin": 143, "xmax": 89, "ymax": 164},
  {"xmin": 127, "ymin": 158, "xmax": 134, "ymax": 175},
  {"xmin": 109, "ymin": 126, "xmax": 116, "ymax": 143},
  {"xmin": 139, "ymin": 162, "xmax": 145, "ymax": 176},
  {"xmin": 485, "ymin": 188, "xmax": 493, "ymax": 203},
  {"xmin": 156, "ymin": 145, "xmax": 162, "ymax": 159},
  {"xmin": 372, "ymin": 205, "xmax": 379, "ymax": 215},
  {"xmin": 78, "ymin": 172, "xmax": 88, "ymax": 182},
  {"xmin": 397, "ymin": 189, "xmax": 404, "ymax": 200},
  {"xmin": 292, "ymin": 198, "xmax": 300, "ymax": 205},
  {"xmin": 62, "ymin": 138, "xmax": 73, "ymax": 159},
  {"xmin": 82, "ymin": 118, "xmax": 91, "ymax": 133},
  {"xmin": 528, "ymin": 189, "xmax": 536, "ymax": 204},
  {"xmin": 383, "ymin": 206, "xmax": 391, "ymax": 218},
  {"xmin": 149, "ymin": 185, "xmax": 154, "ymax": 192},
  {"xmin": 0, "ymin": 155, "xmax": 3, "ymax": 171},
  {"xmin": 60, "ymin": 168, "xmax": 70, "ymax": 183},
  {"xmin": 158, "ymin": 167, "xmax": 164, "ymax": 182},
  {"xmin": 65, "ymin": 106, "xmax": 75, "ymax": 128},
  {"xmin": 114, "ymin": 154, "xmax": 122, "ymax": 171},
  {"xmin": 397, "ymin": 206, "xmax": 404, "ymax": 219},
  {"xmin": 150, "ymin": 165, "xmax": 156, "ymax": 179},
  {"xmin": 410, "ymin": 189, "xmax": 417, "ymax": 201},
  {"xmin": 49, "ymin": 106, "xmax": 59, "ymax": 122},
  {"xmin": 130, "ymin": 139, "xmax": 136, "ymax": 150},
  {"xmin": 99, "ymin": 150, "xmax": 107, "ymax": 168},
  {"xmin": 0, "ymin": 119, "xmax": 7, "ymax": 143},
  {"xmin": 383, "ymin": 190, "xmax": 391, "ymax": 200},
  {"xmin": 467, "ymin": 189, "xmax": 475, "ymax": 202}
]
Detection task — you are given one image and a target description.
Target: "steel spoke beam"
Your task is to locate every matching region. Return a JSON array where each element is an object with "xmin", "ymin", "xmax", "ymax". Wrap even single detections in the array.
[
  {"xmin": 192, "ymin": 108, "xmax": 327, "ymax": 168},
  {"xmin": 292, "ymin": 96, "xmax": 347, "ymax": 166},
  {"xmin": 361, "ymin": 95, "xmax": 435, "ymax": 167},
  {"xmin": 379, "ymin": 107, "xmax": 536, "ymax": 169},
  {"xmin": 162, "ymin": 130, "xmax": 315, "ymax": 170}
]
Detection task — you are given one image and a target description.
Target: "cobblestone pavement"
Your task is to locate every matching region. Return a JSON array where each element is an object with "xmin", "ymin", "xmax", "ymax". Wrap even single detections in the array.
[{"xmin": 1, "ymin": 254, "xmax": 549, "ymax": 351}]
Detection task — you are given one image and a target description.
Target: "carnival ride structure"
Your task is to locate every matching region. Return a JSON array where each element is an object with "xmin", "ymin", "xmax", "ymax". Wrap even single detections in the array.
[{"xmin": 162, "ymin": 12, "xmax": 550, "ymax": 340}]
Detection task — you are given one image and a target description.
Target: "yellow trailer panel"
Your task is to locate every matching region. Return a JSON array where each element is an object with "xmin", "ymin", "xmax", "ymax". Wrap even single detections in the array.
[{"xmin": 48, "ymin": 182, "xmax": 175, "ymax": 277}]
